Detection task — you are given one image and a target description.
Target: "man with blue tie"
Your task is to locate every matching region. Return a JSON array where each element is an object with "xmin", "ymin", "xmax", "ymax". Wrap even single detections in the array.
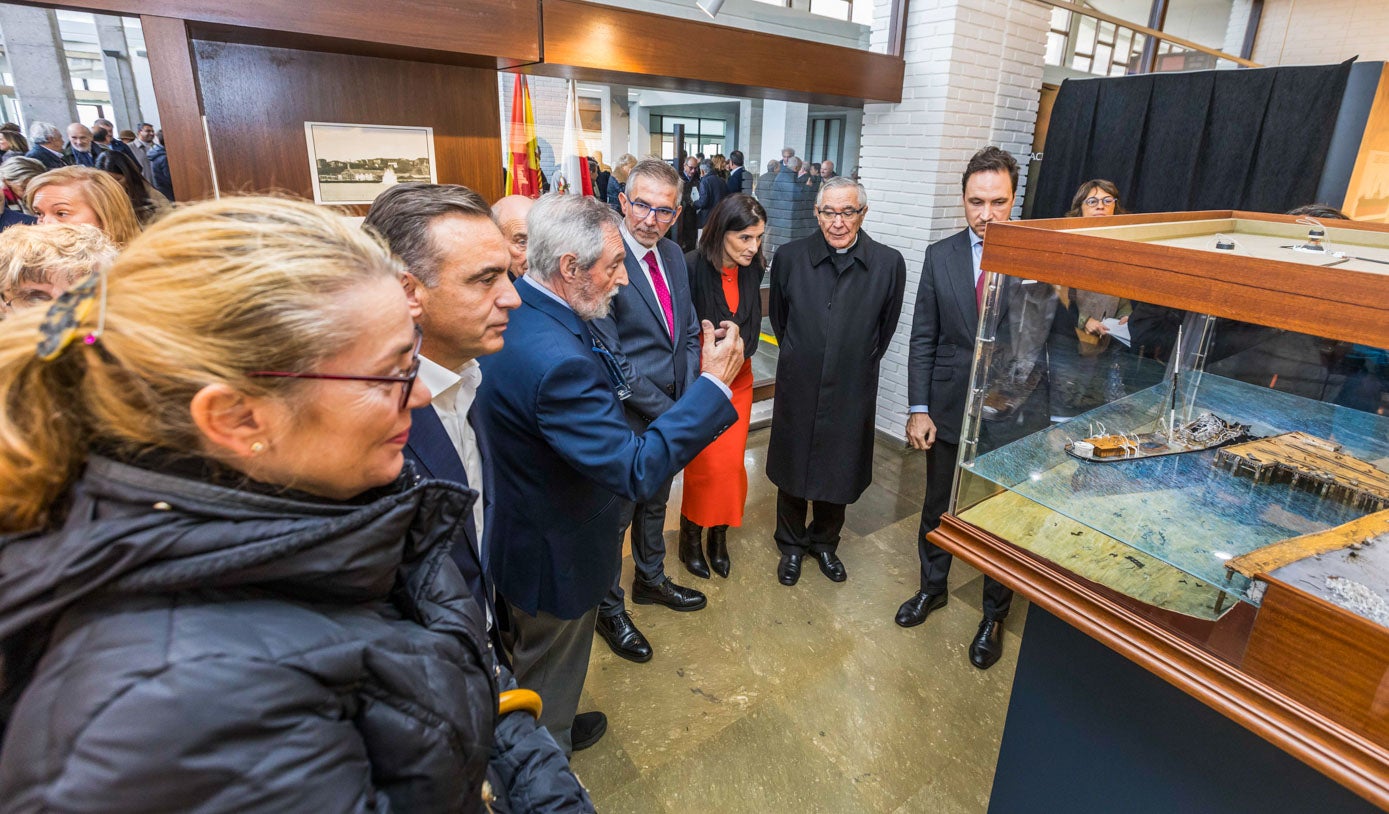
[
  {"xmin": 475, "ymin": 193, "xmax": 743, "ymax": 754},
  {"xmin": 900, "ymin": 146, "xmax": 1019, "ymax": 670},
  {"xmin": 62, "ymin": 124, "xmax": 104, "ymax": 167},
  {"xmin": 363, "ymin": 183, "xmax": 520, "ymax": 658},
  {"xmin": 589, "ymin": 158, "xmax": 708, "ymax": 664}
]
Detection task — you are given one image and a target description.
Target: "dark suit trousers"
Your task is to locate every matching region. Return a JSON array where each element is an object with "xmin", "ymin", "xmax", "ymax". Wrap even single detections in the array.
[
  {"xmin": 774, "ymin": 489, "xmax": 847, "ymax": 555},
  {"xmin": 918, "ymin": 439, "xmax": 1013, "ymax": 620},
  {"xmin": 599, "ymin": 475, "xmax": 674, "ymax": 618},
  {"xmin": 502, "ymin": 602, "xmax": 598, "ymax": 756}
]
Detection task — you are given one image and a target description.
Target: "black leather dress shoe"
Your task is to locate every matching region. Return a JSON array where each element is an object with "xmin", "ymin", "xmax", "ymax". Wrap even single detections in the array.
[
  {"xmin": 707, "ymin": 525, "xmax": 731, "ymax": 578},
  {"xmin": 813, "ymin": 551, "xmax": 847, "ymax": 582},
  {"xmin": 969, "ymin": 617, "xmax": 1005, "ymax": 670},
  {"xmin": 571, "ymin": 711, "xmax": 607, "ymax": 751},
  {"xmin": 895, "ymin": 590, "xmax": 947, "ymax": 628},
  {"xmin": 632, "ymin": 577, "xmax": 707, "ymax": 612},
  {"xmin": 777, "ymin": 552, "xmax": 802, "ymax": 586},
  {"xmin": 596, "ymin": 611, "xmax": 653, "ymax": 663},
  {"xmin": 679, "ymin": 515, "xmax": 710, "ymax": 579}
]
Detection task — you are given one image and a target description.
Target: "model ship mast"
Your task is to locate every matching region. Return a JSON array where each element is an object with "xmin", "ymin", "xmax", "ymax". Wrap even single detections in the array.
[{"xmin": 1167, "ymin": 324, "xmax": 1182, "ymax": 437}]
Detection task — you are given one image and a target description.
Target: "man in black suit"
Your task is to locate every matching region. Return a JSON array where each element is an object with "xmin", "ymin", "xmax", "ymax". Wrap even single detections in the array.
[
  {"xmin": 25, "ymin": 122, "xmax": 69, "ymax": 170},
  {"xmin": 694, "ymin": 159, "xmax": 727, "ymax": 229},
  {"xmin": 899, "ymin": 146, "xmax": 1020, "ymax": 670},
  {"xmin": 726, "ymin": 150, "xmax": 748, "ymax": 195},
  {"xmin": 591, "ymin": 158, "xmax": 709, "ymax": 663},
  {"xmin": 62, "ymin": 124, "xmax": 105, "ymax": 167},
  {"xmin": 91, "ymin": 119, "xmax": 135, "ymax": 161},
  {"xmin": 364, "ymin": 183, "xmax": 520, "ymax": 661}
]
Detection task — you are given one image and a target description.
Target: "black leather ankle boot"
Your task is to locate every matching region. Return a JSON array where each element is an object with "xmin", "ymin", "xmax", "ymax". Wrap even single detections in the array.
[
  {"xmin": 679, "ymin": 515, "xmax": 710, "ymax": 579},
  {"xmin": 707, "ymin": 525, "xmax": 730, "ymax": 578}
]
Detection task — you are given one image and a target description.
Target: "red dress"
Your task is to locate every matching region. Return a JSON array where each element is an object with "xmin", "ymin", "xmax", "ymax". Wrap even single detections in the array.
[{"xmin": 681, "ymin": 266, "xmax": 755, "ymax": 527}]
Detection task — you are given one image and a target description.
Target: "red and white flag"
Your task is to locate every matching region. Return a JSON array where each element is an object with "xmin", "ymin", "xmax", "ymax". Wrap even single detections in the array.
[{"xmin": 556, "ymin": 80, "xmax": 593, "ymax": 196}]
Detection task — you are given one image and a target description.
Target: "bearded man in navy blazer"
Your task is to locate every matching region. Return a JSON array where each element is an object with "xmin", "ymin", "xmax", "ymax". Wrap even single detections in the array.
[
  {"xmin": 475, "ymin": 193, "xmax": 743, "ymax": 754},
  {"xmin": 589, "ymin": 158, "xmax": 708, "ymax": 665}
]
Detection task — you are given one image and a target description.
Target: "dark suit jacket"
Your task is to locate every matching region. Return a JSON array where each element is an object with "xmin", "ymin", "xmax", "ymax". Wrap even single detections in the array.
[
  {"xmin": 907, "ymin": 228, "xmax": 984, "ymax": 445},
  {"xmin": 62, "ymin": 143, "xmax": 106, "ymax": 167},
  {"xmin": 0, "ymin": 208, "xmax": 37, "ymax": 232},
  {"xmin": 694, "ymin": 173, "xmax": 727, "ymax": 228},
  {"xmin": 726, "ymin": 166, "xmax": 747, "ymax": 195},
  {"xmin": 403, "ymin": 404, "xmax": 500, "ymax": 649},
  {"xmin": 26, "ymin": 145, "xmax": 68, "ymax": 171},
  {"xmin": 590, "ymin": 235, "xmax": 700, "ymax": 426},
  {"xmin": 475, "ymin": 280, "xmax": 736, "ymax": 619}
]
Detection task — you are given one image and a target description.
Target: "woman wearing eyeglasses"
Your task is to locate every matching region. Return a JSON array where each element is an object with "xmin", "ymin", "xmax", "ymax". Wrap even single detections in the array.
[
  {"xmin": 0, "ymin": 197, "xmax": 590, "ymax": 812},
  {"xmin": 1058, "ymin": 178, "xmax": 1133, "ymax": 410},
  {"xmin": 677, "ymin": 194, "xmax": 765, "ymax": 579}
]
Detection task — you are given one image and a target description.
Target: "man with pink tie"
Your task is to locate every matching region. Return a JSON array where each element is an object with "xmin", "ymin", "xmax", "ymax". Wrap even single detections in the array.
[{"xmin": 590, "ymin": 159, "xmax": 709, "ymax": 663}]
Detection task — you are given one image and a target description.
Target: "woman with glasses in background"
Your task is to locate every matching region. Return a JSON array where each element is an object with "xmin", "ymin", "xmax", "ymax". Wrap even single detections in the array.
[
  {"xmin": 677, "ymin": 194, "xmax": 765, "ymax": 579},
  {"xmin": 0, "ymin": 197, "xmax": 590, "ymax": 812}
]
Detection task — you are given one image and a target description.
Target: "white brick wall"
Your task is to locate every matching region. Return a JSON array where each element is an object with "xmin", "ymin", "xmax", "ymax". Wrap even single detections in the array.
[
  {"xmin": 1253, "ymin": 0, "xmax": 1389, "ymax": 65},
  {"xmin": 859, "ymin": 0, "xmax": 1049, "ymax": 439}
]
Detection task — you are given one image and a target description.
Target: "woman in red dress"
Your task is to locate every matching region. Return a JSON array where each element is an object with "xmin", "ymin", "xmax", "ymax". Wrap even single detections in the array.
[{"xmin": 679, "ymin": 194, "xmax": 766, "ymax": 578}]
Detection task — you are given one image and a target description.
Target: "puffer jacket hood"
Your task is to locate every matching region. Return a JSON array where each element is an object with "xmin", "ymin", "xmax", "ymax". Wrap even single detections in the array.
[{"xmin": 0, "ymin": 455, "xmax": 503, "ymax": 813}]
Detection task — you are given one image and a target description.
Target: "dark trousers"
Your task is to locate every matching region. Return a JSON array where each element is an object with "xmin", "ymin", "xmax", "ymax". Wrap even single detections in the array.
[
  {"xmin": 598, "ymin": 474, "xmax": 674, "ymax": 618},
  {"xmin": 919, "ymin": 438, "xmax": 1013, "ymax": 620},
  {"xmin": 774, "ymin": 489, "xmax": 847, "ymax": 555},
  {"xmin": 502, "ymin": 603, "xmax": 598, "ymax": 755}
]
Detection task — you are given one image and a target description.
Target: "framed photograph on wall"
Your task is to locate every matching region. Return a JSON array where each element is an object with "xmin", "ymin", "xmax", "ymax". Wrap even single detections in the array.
[{"xmin": 305, "ymin": 122, "xmax": 437, "ymax": 205}]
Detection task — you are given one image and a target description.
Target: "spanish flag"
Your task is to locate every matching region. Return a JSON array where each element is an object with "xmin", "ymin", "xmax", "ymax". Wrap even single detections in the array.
[{"xmin": 505, "ymin": 75, "xmax": 541, "ymax": 198}]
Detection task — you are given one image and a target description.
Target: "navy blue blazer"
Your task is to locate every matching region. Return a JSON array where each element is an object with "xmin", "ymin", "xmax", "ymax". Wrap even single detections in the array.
[
  {"xmin": 0, "ymin": 209, "xmax": 36, "ymax": 232},
  {"xmin": 26, "ymin": 146, "xmax": 68, "ymax": 171},
  {"xmin": 694, "ymin": 173, "xmax": 727, "ymax": 228},
  {"xmin": 403, "ymin": 404, "xmax": 499, "ymax": 641},
  {"xmin": 475, "ymin": 281, "xmax": 736, "ymax": 619},
  {"xmin": 589, "ymin": 235, "xmax": 700, "ymax": 425},
  {"xmin": 725, "ymin": 166, "xmax": 747, "ymax": 195}
]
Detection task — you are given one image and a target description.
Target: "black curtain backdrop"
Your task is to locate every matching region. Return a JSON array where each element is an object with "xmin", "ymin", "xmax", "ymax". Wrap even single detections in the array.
[{"xmin": 1031, "ymin": 60, "xmax": 1354, "ymax": 219}]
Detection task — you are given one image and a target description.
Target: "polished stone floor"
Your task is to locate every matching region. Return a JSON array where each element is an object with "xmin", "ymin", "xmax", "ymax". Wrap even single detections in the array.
[{"xmin": 571, "ymin": 427, "xmax": 1028, "ymax": 813}]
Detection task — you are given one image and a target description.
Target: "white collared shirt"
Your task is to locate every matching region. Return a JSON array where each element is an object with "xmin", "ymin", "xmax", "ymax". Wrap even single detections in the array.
[
  {"xmin": 619, "ymin": 220, "xmax": 673, "ymax": 336},
  {"xmin": 417, "ymin": 355, "xmax": 485, "ymax": 548}
]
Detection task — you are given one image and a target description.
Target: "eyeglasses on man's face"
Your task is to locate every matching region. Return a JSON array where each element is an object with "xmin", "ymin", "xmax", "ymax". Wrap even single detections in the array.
[
  {"xmin": 628, "ymin": 199, "xmax": 678, "ymax": 225},
  {"xmin": 1085, "ymin": 196, "xmax": 1116, "ymax": 208},
  {"xmin": 248, "ymin": 325, "xmax": 424, "ymax": 410},
  {"xmin": 815, "ymin": 207, "xmax": 864, "ymax": 222}
]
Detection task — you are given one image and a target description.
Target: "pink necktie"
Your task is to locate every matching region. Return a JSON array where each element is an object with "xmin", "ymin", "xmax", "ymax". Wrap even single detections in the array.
[{"xmin": 644, "ymin": 250, "xmax": 675, "ymax": 339}]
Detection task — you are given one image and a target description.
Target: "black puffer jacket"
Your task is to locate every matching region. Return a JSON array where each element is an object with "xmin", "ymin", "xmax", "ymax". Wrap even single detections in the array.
[{"xmin": 0, "ymin": 456, "xmax": 590, "ymax": 813}]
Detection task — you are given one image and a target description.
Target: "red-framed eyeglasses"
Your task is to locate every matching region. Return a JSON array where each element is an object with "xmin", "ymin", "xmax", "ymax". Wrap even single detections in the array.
[{"xmin": 247, "ymin": 325, "xmax": 423, "ymax": 410}]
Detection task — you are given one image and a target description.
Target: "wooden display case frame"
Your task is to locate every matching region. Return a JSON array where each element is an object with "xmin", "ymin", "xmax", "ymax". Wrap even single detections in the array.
[{"xmin": 932, "ymin": 210, "xmax": 1389, "ymax": 809}]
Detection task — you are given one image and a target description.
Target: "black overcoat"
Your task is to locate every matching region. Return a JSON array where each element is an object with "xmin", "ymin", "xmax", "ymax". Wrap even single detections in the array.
[{"xmin": 766, "ymin": 229, "xmax": 906, "ymax": 503}]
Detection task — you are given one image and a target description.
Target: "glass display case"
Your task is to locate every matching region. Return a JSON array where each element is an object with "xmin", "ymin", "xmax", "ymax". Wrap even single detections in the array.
[{"xmin": 929, "ymin": 211, "xmax": 1389, "ymax": 808}]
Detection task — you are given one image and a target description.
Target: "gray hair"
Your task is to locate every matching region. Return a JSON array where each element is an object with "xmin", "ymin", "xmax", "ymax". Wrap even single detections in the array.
[
  {"xmin": 698, "ymin": 160, "xmax": 713, "ymax": 174},
  {"xmin": 786, "ymin": 156, "xmax": 802, "ymax": 172},
  {"xmin": 816, "ymin": 176, "xmax": 868, "ymax": 209},
  {"xmin": 526, "ymin": 193, "xmax": 621, "ymax": 282},
  {"xmin": 0, "ymin": 156, "xmax": 47, "ymax": 188},
  {"xmin": 625, "ymin": 158, "xmax": 683, "ymax": 202},
  {"xmin": 28, "ymin": 121, "xmax": 60, "ymax": 145}
]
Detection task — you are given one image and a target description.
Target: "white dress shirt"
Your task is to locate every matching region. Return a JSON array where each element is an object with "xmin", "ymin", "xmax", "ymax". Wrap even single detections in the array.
[
  {"xmin": 618, "ymin": 220, "xmax": 673, "ymax": 336},
  {"xmin": 418, "ymin": 355, "xmax": 485, "ymax": 546}
]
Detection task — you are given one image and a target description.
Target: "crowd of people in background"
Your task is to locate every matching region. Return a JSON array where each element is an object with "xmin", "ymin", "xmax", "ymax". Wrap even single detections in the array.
[{"xmin": 0, "ymin": 129, "xmax": 1381, "ymax": 812}]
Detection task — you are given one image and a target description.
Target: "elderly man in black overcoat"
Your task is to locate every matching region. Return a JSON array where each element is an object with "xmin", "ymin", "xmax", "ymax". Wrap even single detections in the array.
[{"xmin": 766, "ymin": 176, "xmax": 906, "ymax": 586}]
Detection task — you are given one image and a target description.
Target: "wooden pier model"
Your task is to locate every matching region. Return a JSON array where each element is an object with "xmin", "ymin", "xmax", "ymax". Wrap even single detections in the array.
[{"xmin": 1213, "ymin": 432, "xmax": 1389, "ymax": 512}]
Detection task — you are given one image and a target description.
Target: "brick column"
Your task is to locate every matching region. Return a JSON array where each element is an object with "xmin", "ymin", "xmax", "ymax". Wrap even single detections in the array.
[{"xmin": 857, "ymin": 0, "xmax": 1050, "ymax": 438}]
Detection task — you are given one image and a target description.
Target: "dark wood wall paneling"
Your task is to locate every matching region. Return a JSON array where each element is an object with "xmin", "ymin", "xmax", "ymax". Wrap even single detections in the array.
[
  {"xmin": 42, "ymin": 0, "xmax": 541, "ymax": 65},
  {"xmin": 534, "ymin": 0, "xmax": 905, "ymax": 106},
  {"xmin": 193, "ymin": 40, "xmax": 503, "ymax": 209},
  {"xmin": 140, "ymin": 16, "xmax": 216, "ymax": 202}
]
